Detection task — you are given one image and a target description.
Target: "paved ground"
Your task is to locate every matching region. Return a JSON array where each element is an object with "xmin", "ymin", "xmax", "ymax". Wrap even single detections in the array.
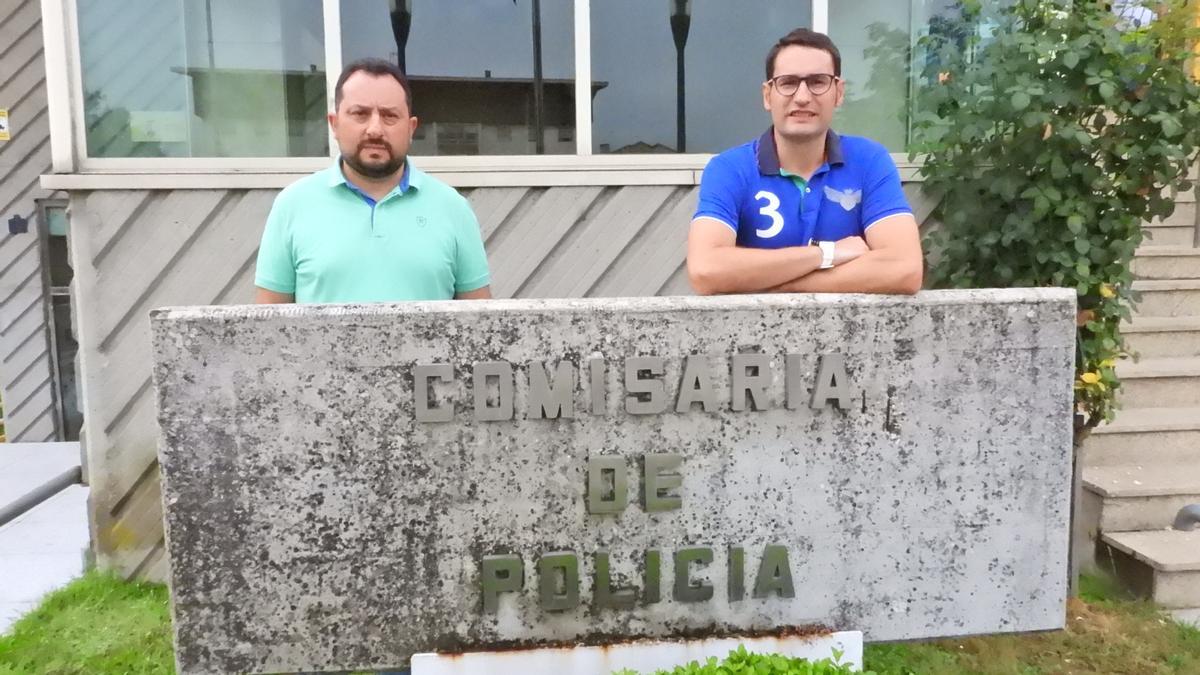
[{"xmin": 0, "ymin": 443, "xmax": 88, "ymax": 635}]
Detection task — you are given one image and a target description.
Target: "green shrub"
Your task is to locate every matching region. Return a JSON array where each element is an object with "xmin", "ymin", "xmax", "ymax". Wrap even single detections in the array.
[
  {"xmin": 913, "ymin": 0, "xmax": 1200, "ymax": 428},
  {"xmin": 613, "ymin": 644, "xmax": 875, "ymax": 675}
]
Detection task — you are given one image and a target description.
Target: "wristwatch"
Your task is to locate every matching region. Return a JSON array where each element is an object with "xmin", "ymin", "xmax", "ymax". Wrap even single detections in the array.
[{"xmin": 818, "ymin": 241, "xmax": 836, "ymax": 269}]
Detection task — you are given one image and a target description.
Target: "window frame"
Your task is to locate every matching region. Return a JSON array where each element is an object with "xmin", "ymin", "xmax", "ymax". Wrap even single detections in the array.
[{"xmin": 44, "ymin": 0, "xmax": 853, "ymax": 176}]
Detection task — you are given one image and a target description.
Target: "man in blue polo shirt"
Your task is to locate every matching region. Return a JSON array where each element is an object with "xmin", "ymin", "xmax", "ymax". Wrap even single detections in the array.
[
  {"xmin": 687, "ymin": 28, "xmax": 923, "ymax": 296},
  {"xmin": 255, "ymin": 58, "xmax": 491, "ymax": 304}
]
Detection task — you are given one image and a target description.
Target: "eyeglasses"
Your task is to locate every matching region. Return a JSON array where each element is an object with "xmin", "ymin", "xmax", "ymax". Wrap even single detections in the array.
[{"xmin": 767, "ymin": 73, "xmax": 839, "ymax": 97}]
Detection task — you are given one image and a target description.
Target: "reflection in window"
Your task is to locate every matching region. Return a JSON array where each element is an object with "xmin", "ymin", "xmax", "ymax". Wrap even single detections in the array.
[
  {"xmin": 341, "ymin": 0, "xmax": 575, "ymax": 156},
  {"xmin": 78, "ymin": 0, "xmax": 327, "ymax": 158},
  {"xmin": 591, "ymin": 1, "xmax": 812, "ymax": 155},
  {"xmin": 831, "ymin": 0, "xmax": 963, "ymax": 152}
]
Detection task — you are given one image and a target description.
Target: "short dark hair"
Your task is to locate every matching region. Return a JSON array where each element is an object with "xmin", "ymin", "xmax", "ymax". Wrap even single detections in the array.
[
  {"xmin": 765, "ymin": 28, "xmax": 841, "ymax": 80},
  {"xmin": 334, "ymin": 58, "xmax": 413, "ymax": 112}
]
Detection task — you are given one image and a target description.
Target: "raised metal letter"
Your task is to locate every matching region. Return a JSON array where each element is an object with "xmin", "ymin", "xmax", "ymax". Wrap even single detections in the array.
[
  {"xmin": 625, "ymin": 356, "xmax": 668, "ymax": 415},
  {"xmin": 588, "ymin": 357, "xmax": 606, "ymax": 415},
  {"xmin": 811, "ymin": 353, "xmax": 854, "ymax": 410},
  {"xmin": 728, "ymin": 546, "xmax": 745, "ymax": 602},
  {"xmin": 481, "ymin": 554, "xmax": 523, "ymax": 613},
  {"xmin": 752, "ymin": 545, "xmax": 795, "ymax": 599},
  {"xmin": 594, "ymin": 550, "xmax": 638, "ymax": 610},
  {"xmin": 785, "ymin": 354, "xmax": 805, "ymax": 411},
  {"xmin": 673, "ymin": 546, "xmax": 714, "ymax": 603},
  {"xmin": 642, "ymin": 454, "xmax": 683, "ymax": 512},
  {"xmin": 413, "ymin": 363, "xmax": 453, "ymax": 423},
  {"xmin": 675, "ymin": 355, "xmax": 717, "ymax": 413},
  {"xmin": 732, "ymin": 353, "xmax": 772, "ymax": 411},
  {"xmin": 643, "ymin": 549, "xmax": 661, "ymax": 605},
  {"xmin": 473, "ymin": 361, "xmax": 514, "ymax": 421},
  {"xmin": 529, "ymin": 361, "xmax": 575, "ymax": 419},
  {"xmin": 587, "ymin": 456, "xmax": 628, "ymax": 514},
  {"xmin": 538, "ymin": 552, "xmax": 580, "ymax": 611}
]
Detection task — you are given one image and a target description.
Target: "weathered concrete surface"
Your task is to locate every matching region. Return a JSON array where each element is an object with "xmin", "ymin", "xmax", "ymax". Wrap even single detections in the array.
[{"xmin": 150, "ymin": 289, "xmax": 1075, "ymax": 674}]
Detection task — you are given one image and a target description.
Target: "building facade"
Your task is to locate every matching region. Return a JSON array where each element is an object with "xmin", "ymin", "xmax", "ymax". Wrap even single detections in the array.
[{"xmin": 3, "ymin": 0, "xmax": 1176, "ymax": 579}]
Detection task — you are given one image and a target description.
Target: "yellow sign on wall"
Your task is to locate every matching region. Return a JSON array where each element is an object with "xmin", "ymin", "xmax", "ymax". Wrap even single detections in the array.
[{"xmin": 0, "ymin": 109, "xmax": 9, "ymax": 142}]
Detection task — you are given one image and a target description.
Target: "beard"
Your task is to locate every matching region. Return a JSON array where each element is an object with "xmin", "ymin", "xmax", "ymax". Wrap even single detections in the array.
[{"xmin": 343, "ymin": 142, "xmax": 406, "ymax": 179}]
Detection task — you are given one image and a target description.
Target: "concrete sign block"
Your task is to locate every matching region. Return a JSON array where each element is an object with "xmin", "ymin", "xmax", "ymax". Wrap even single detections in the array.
[{"xmin": 150, "ymin": 290, "xmax": 1076, "ymax": 674}]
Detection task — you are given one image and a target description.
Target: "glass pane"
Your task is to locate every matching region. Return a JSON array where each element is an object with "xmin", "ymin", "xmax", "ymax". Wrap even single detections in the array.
[
  {"xmin": 591, "ymin": 1, "xmax": 812, "ymax": 155},
  {"xmin": 340, "ymin": 0, "xmax": 575, "ymax": 156},
  {"xmin": 831, "ymin": 0, "xmax": 963, "ymax": 152},
  {"xmin": 47, "ymin": 235, "xmax": 72, "ymax": 289},
  {"xmin": 44, "ymin": 204, "xmax": 68, "ymax": 237},
  {"xmin": 51, "ymin": 296, "xmax": 82, "ymax": 442},
  {"xmin": 78, "ymin": 0, "xmax": 327, "ymax": 158}
]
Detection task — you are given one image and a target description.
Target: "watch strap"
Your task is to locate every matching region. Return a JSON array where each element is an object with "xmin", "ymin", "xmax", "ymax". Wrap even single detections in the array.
[{"xmin": 818, "ymin": 241, "xmax": 835, "ymax": 269}]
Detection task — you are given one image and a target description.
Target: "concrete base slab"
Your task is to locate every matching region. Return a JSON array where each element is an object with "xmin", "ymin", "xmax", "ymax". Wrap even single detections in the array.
[
  {"xmin": 1170, "ymin": 608, "xmax": 1200, "ymax": 628},
  {"xmin": 0, "ymin": 485, "xmax": 90, "ymax": 634},
  {"xmin": 412, "ymin": 631, "xmax": 864, "ymax": 675}
]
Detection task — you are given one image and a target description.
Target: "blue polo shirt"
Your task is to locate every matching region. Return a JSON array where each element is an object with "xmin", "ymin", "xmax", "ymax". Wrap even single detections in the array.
[{"xmin": 694, "ymin": 128, "xmax": 912, "ymax": 247}]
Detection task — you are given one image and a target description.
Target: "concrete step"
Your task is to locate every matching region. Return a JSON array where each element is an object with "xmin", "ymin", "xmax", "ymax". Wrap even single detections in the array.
[
  {"xmin": 1082, "ymin": 463, "xmax": 1200, "ymax": 531},
  {"xmin": 1124, "ymin": 317, "xmax": 1200, "ymax": 358},
  {"xmin": 1084, "ymin": 407, "xmax": 1200, "ymax": 467},
  {"xmin": 1117, "ymin": 357, "xmax": 1200, "ymax": 409},
  {"xmin": 1147, "ymin": 200, "xmax": 1196, "ymax": 228},
  {"xmin": 1098, "ymin": 530, "xmax": 1200, "ymax": 609},
  {"xmin": 1132, "ymin": 279, "xmax": 1200, "ymax": 318},
  {"xmin": 1133, "ymin": 248, "xmax": 1200, "ymax": 280},
  {"xmin": 1143, "ymin": 221, "xmax": 1196, "ymax": 247}
]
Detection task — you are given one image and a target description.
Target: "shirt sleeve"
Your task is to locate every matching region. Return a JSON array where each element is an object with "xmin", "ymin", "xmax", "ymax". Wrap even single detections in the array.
[
  {"xmin": 861, "ymin": 147, "xmax": 913, "ymax": 231},
  {"xmin": 452, "ymin": 198, "xmax": 491, "ymax": 293},
  {"xmin": 694, "ymin": 154, "xmax": 741, "ymax": 234},
  {"xmin": 254, "ymin": 193, "xmax": 297, "ymax": 294}
]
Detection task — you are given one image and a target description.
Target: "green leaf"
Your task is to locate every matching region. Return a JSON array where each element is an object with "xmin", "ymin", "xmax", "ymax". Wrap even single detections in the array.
[
  {"xmin": 1098, "ymin": 81, "xmax": 1116, "ymax": 100},
  {"xmin": 1011, "ymin": 91, "xmax": 1031, "ymax": 110}
]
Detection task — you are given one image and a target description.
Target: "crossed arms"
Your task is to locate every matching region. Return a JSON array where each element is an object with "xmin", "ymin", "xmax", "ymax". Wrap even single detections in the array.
[{"xmin": 686, "ymin": 213, "xmax": 923, "ymax": 296}]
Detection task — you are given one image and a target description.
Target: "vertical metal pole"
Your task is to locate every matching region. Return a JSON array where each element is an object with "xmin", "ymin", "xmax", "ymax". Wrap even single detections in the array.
[
  {"xmin": 205, "ymin": 0, "xmax": 216, "ymax": 69},
  {"xmin": 531, "ymin": 0, "xmax": 545, "ymax": 154},
  {"xmin": 675, "ymin": 45, "xmax": 686, "ymax": 153},
  {"xmin": 390, "ymin": 0, "xmax": 412, "ymax": 74},
  {"xmin": 669, "ymin": 2, "xmax": 690, "ymax": 154}
]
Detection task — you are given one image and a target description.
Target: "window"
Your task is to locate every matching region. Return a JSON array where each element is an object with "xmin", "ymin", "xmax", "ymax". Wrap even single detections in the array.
[
  {"xmin": 61, "ymin": 0, "xmax": 958, "ymax": 165},
  {"xmin": 38, "ymin": 201, "xmax": 81, "ymax": 442},
  {"xmin": 831, "ymin": 0, "xmax": 965, "ymax": 151},
  {"xmin": 339, "ymin": 0, "xmax": 575, "ymax": 156},
  {"xmin": 77, "ymin": 0, "xmax": 327, "ymax": 158},
  {"xmin": 591, "ymin": 1, "xmax": 813, "ymax": 154}
]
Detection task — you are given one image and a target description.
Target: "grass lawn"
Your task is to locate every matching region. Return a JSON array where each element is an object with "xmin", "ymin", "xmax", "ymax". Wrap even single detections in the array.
[{"xmin": 0, "ymin": 571, "xmax": 1197, "ymax": 674}]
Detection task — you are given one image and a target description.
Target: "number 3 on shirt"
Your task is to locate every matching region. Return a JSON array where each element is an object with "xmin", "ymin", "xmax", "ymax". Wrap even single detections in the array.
[{"xmin": 754, "ymin": 191, "xmax": 784, "ymax": 238}]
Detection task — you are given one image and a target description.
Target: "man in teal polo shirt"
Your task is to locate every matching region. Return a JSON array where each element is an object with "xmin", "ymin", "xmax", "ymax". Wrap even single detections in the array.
[{"xmin": 255, "ymin": 58, "xmax": 491, "ymax": 303}]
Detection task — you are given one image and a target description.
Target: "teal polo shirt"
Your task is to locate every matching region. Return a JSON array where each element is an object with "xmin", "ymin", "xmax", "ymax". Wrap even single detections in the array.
[{"xmin": 255, "ymin": 161, "xmax": 491, "ymax": 303}]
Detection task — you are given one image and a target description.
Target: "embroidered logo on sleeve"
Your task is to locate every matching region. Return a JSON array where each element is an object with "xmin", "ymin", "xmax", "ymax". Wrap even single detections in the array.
[{"xmin": 823, "ymin": 186, "xmax": 862, "ymax": 211}]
